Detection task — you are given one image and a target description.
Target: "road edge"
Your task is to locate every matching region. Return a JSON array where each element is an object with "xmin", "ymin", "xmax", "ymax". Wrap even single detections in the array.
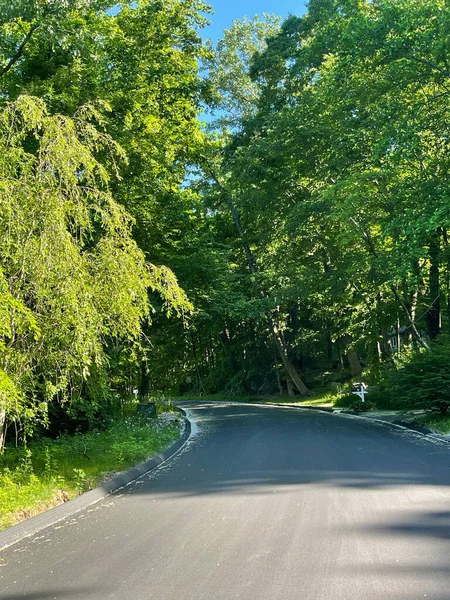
[
  {"xmin": 0, "ymin": 409, "xmax": 191, "ymax": 552},
  {"xmin": 254, "ymin": 401, "xmax": 450, "ymax": 445}
]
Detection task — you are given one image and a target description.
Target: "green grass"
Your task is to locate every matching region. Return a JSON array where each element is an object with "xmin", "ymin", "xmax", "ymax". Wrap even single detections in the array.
[
  {"xmin": 412, "ymin": 413, "xmax": 450, "ymax": 434},
  {"xmin": 0, "ymin": 413, "xmax": 182, "ymax": 532},
  {"xmin": 175, "ymin": 393, "xmax": 265, "ymax": 403},
  {"xmin": 263, "ymin": 395, "xmax": 335, "ymax": 407},
  {"xmin": 176, "ymin": 387, "xmax": 340, "ymax": 407}
]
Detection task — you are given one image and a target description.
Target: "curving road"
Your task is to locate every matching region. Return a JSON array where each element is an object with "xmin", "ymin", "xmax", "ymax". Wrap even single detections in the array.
[{"xmin": 1, "ymin": 402, "xmax": 450, "ymax": 600}]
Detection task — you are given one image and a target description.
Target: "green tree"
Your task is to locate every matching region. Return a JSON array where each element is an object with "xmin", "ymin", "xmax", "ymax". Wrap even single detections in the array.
[
  {"xmin": 221, "ymin": 0, "xmax": 450, "ymax": 385},
  {"xmin": 204, "ymin": 14, "xmax": 281, "ymax": 131},
  {"xmin": 0, "ymin": 96, "xmax": 191, "ymax": 449},
  {"xmin": 0, "ymin": 1, "xmax": 207, "ymax": 430}
]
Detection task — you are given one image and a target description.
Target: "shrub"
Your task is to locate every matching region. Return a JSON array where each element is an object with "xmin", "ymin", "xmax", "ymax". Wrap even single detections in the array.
[
  {"xmin": 365, "ymin": 389, "xmax": 392, "ymax": 409},
  {"xmin": 334, "ymin": 393, "xmax": 358, "ymax": 408},
  {"xmin": 387, "ymin": 335, "xmax": 450, "ymax": 414},
  {"xmin": 334, "ymin": 393, "xmax": 375, "ymax": 412}
]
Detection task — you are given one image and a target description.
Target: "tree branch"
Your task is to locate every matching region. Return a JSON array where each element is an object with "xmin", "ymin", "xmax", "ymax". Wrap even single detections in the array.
[
  {"xmin": 0, "ymin": 22, "xmax": 40, "ymax": 78},
  {"xmin": 408, "ymin": 55, "xmax": 450, "ymax": 79},
  {"xmin": 206, "ymin": 165, "xmax": 259, "ymax": 275},
  {"xmin": 349, "ymin": 217, "xmax": 430, "ymax": 350}
]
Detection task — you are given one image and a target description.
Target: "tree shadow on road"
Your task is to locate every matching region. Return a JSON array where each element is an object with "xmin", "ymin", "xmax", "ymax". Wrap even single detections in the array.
[{"xmin": 120, "ymin": 402, "xmax": 450, "ymax": 498}]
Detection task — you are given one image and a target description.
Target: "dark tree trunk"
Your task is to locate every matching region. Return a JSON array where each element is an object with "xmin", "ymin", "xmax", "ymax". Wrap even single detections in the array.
[
  {"xmin": 270, "ymin": 319, "xmax": 310, "ymax": 396},
  {"xmin": 275, "ymin": 364, "xmax": 284, "ymax": 395},
  {"xmin": 190, "ymin": 333, "xmax": 205, "ymax": 394},
  {"xmin": 426, "ymin": 230, "xmax": 441, "ymax": 339},
  {"xmin": 0, "ymin": 408, "xmax": 6, "ymax": 452},
  {"xmin": 286, "ymin": 379, "xmax": 295, "ymax": 397},
  {"xmin": 139, "ymin": 360, "xmax": 150, "ymax": 402},
  {"xmin": 381, "ymin": 324, "xmax": 393, "ymax": 359},
  {"xmin": 395, "ymin": 318, "xmax": 401, "ymax": 357},
  {"xmin": 343, "ymin": 336, "xmax": 363, "ymax": 378},
  {"xmin": 444, "ymin": 230, "xmax": 450, "ymax": 334},
  {"xmin": 346, "ymin": 348, "xmax": 363, "ymax": 378},
  {"xmin": 326, "ymin": 324, "xmax": 333, "ymax": 361},
  {"xmin": 210, "ymin": 169, "xmax": 310, "ymax": 396},
  {"xmin": 337, "ymin": 337, "xmax": 345, "ymax": 370}
]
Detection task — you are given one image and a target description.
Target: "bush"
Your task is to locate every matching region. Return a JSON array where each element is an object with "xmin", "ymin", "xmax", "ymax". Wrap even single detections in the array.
[
  {"xmin": 365, "ymin": 389, "xmax": 392, "ymax": 410},
  {"xmin": 0, "ymin": 414, "xmax": 181, "ymax": 531},
  {"xmin": 334, "ymin": 393, "xmax": 358, "ymax": 408},
  {"xmin": 334, "ymin": 393, "xmax": 375, "ymax": 412},
  {"xmin": 387, "ymin": 335, "xmax": 450, "ymax": 414},
  {"xmin": 348, "ymin": 399, "xmax": 376, "ymax": 412}
]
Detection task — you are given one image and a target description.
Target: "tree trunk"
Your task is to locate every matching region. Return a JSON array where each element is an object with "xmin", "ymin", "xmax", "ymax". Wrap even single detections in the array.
[
  {"xmin": 402, "ymin": 280, "xmax": 419, "ymax": 345},
  {"xmin": 210, "ymin": 168, "xmax": 310, "ymax": 396},
  {"xmin": 0, "ymin": 406, "xmax": 8, "ymax": 454},
  {"xmin": 270, "ymin": 319, "xmax": 311, "ymax": 396},
  {"xmin": 0, "ymin": 407, "xmax": 6, "ymax": 452},
  {"xmin": 190, "ymin": 333, "xmax": 205, "ymax": 394},
  {"xmin": 375, "ymin": 291, "xmax": 393, "ymax": 359},
  {"xmin": 343, "ymin": 336, "xmax": 363, "ymax": 378},
  {"xmin": 395, "ymin": 317, "xmax": 401, "ymax": 357},
  {"xmin": 139, "ymin": 360, "xmax": 150, "ymax": 402},
  {"xmin": 426, "ymin": 230, "xmax": 441, "ymax": 339},
  {"xmin": 286, "ymin": 379, "xmax": 295, "ymax": 397},
  {"xmin": 444, "ymin": 230, "xmax": 450, "ymax": 334},
  {"xmin": 380, "ymin": 324, "xmax": 393, "ymax": 358},
  {"xmin": 326, "ymin": 320, "xmax": 333, "ymax": 361},
  {"xmin": 346, "ymin": 348, "xmax": 363, "ymax": 378},
  {"xmin": 275, "ymin": 364, "xmax": 284, "ymax": 395}
]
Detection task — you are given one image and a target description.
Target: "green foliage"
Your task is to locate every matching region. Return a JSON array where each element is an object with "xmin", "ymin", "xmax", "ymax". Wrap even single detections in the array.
[
  {"xmin": 0, "ymin": 96, "xmax": 154, "ymax": 440},
  {"xmin": 413, "ymin": 413, "xmax": 450, "ymax": 434},
  {"xmin": 3, "ymin": 0, "xmax": 450, "ymax": 424},
  {"xmin": 337, "ymin": 396, "xmax": 376, "ymax": 413},
  {"xmin": 0, "ymin": 0, "xmax": 203, "ymax": 443},
  {"xmin": 334, "ymin": 393, "xmax": 361, "ymax": 409},
  {"xmin": 0, "ymin": 413, "xmax": 181, "ymax": 530},
  {"xmin": 387, "ymin": 336, "xmax": 450, "ymax": 413},
  {"xmin": 363, "ymin": 389, "xmax": 392, "ymax": 410},
  {"xmin": 181, "ymin": 0, "xmax": 450, "ymax": 398},
  {"xmin": 204, "ymin": 14, "xmax": 281, "ymax": 131}
]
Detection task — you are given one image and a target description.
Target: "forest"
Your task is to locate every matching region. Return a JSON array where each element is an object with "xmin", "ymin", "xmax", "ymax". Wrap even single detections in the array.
[{"xmin": 2, "ymin": 0, "xmax": 450, "ymax": 453}]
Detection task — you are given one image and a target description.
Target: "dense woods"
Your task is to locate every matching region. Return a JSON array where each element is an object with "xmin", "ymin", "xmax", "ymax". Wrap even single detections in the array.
[{"xmin": 2, "ymin": 0, "xmax": 450, "ymax": 449}]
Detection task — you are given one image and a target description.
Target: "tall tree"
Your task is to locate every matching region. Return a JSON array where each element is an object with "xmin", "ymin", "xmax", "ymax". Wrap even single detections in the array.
[{"xmin": 0, "ymin": 0, "xmax": 208, "ymax": 425}]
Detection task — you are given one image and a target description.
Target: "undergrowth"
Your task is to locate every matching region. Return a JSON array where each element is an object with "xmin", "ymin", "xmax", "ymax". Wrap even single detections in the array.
[
  {"xmin": 412, "ymin": 413, "xmax": 450, "ymax": 434},
  {"xmin": 0, "ymin": 413, "xmax": 181, "ymax": 532}
]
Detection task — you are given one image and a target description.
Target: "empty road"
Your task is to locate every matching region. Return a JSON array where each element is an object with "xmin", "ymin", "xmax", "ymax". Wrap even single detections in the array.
[{"xmin": 1, "ymin": 402, "xmax": 450, "ymax": 600}]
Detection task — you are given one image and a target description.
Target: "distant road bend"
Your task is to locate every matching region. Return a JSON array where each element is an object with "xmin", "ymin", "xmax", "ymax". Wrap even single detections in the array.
[{"xmin": 1, "ymin": 402, "xmax": 450, "ymax": 600}]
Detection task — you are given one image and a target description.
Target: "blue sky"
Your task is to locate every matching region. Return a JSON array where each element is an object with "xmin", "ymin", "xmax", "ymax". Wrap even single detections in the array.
[{"xmin": 201, "ymin": 0, "xmax": 307, "ymax": 42}]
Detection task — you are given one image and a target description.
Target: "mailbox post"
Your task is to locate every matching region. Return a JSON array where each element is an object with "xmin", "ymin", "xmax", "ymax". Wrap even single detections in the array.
[{"xmin": 351, "ymin": 382, "xmax": 368, "ymax": 403}]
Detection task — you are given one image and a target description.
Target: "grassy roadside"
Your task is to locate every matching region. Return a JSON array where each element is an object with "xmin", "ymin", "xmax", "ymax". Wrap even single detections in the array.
[
  {"xmin": 0, "ymin": 412, "xmax": 183, "ymax": 532},
  {"xmin": 411, "ymin": 413, "xmax": 450, "ymax": 434},
  {"xmin": 175, "ymin": 388, "xmax": 341, "ymax": 408}
]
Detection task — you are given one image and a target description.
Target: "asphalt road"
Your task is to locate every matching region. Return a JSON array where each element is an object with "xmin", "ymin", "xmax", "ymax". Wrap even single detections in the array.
[{"xmin": 2, "ymin": 402, "xmax": 450, "ymax": 600}]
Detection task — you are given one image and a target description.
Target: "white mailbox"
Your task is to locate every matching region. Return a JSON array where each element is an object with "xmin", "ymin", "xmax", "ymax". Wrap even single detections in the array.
[{"xmin": 351, "ymin": 382, "xmax": 368, "ymax": 403}]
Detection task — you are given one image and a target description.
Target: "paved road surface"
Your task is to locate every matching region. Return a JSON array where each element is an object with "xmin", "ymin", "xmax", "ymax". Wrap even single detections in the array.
[{"xmin": 1, "ymin": 402, "xmax": 450, "ymax": 600}]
